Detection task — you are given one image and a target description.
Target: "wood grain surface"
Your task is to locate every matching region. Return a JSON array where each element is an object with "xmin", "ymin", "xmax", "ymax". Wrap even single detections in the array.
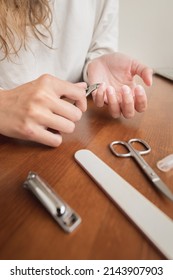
[{"xmin": 0, "ymin": 75, "xmax": 173, "ymax": 260}]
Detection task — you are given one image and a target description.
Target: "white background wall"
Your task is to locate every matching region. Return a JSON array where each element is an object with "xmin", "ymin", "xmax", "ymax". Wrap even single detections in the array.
[{"xmin": 119, "ymin": 0, "xmax": 173, "ymax": 68}]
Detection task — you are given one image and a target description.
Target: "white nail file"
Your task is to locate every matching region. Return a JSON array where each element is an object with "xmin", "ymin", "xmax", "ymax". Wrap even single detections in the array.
[{"xmin": 74, "ymin": 149, "xmax": 173, "ymax": 259}]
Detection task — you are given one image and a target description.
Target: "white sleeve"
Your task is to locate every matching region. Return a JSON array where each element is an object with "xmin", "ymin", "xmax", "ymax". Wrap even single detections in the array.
[{"xmin": 83, "ymin": 0, "xmax": 119, "ymax": 82}]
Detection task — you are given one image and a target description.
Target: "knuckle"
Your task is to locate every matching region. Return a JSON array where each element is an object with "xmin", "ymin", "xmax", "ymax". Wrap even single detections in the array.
[
  {"xmin": 124, "ymin": 111, "xmax": 135, "ymax": 119},
  {"xmin": 29, "ymin": 89, "xmax": 45, "ymax": 103},
  {"xmin": 19, "ymin": 122, "xmax": 35, "ymax": 140},
  {"xmin": 24, "ymin": 102, "xmax": 41, "ymax": 119},
  {"xmin": 136, "ymin": 101, "xmax": 147, "ymax": 112},
  {"xmin": 25, "ymin": 105, "xmax": 36, "ymax": 118},
  {"xmin": 38, "ymin": 74, "xmax": 54, "ymax": 86},
  {"xmin": 124, "ymin": 99, "xmax": 133, "ymax": 106},
  {"xmin": 137, "ymin": 106, "xmax": 146, "ymax": 113}
]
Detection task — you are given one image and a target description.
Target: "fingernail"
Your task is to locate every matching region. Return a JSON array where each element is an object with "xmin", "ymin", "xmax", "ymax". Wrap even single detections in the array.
[
  {"xmin": 135, "ymin": 85, "xmax": 145, "ymax": 95},
  {"xmin": 107, "ymin": 86, "xmax": 115, "ymax": 95},
  {"xmin": 122, "ymin": 85, "xmax": 130, "ymax": 94}
]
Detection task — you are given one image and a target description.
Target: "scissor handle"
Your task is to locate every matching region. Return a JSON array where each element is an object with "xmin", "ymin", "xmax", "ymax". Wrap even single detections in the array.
[
  {"xmin": 128, "ymin": 138, "xmax": 151, "ymax": 155},
  {"xmin": 110, "ymin": 140, "xmax": 132, "ymax": 157},
  {"xmin": 110, "ymin": 138, "xmax": 151, "ymax": 158}
]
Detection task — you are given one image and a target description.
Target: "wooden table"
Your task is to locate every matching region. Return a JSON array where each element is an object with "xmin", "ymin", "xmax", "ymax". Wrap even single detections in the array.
[{"xmin": 0, "ymin": 75, "xmax": 173, "ymax": 260}]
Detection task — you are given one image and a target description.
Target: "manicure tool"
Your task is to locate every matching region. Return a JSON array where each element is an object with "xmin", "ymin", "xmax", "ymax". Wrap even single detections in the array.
[
  {"xmin": 72, "ymin": 83, "xmax": 100, "ymax": 106},
  {"xmin": 23, "ymin": 172, "xmax": 81, "ymax": 233},
  {"xmin": 110, "ymin": 138, "xmax": 173, "ymax": 201},
  {"xmin": 86, "ymin": 83, "xmax": 101, "ymax": 97},
  {"xmin": 74, "ymin": 149, "xmax": 173, "ymax": 259}
]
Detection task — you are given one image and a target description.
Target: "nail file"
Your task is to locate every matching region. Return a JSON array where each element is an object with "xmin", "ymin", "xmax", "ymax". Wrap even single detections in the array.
[{"xmin": 74, "ymin": 149, "xmax": 173, "ymax": 259}]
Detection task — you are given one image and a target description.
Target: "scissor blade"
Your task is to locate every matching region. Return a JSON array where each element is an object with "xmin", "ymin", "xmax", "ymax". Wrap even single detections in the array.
[
  {"xmin": 86, "ymin": 83, "xmax": 101, "ymax": 97},
  {"xmin": 153, "ymin": 178, "xmax": 173, "ymax": 201}
]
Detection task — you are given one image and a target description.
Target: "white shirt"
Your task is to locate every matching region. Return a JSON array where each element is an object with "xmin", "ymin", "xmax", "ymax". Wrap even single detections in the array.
[{"xmin": 0, "ymin": 0, "xmax": 119, "ymax": 89}]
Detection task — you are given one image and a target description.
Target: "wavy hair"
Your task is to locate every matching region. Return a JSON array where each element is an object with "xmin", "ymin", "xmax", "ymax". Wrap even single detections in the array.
[{"xmin": 0, "ymin": 0, "xmax": 52, "ymax": 60}]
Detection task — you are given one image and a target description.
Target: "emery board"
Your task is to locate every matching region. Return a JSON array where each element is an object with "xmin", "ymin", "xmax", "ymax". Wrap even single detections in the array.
[{"xmin": 74, "ymin": 149, "xmax": 173, "ymax": 259}]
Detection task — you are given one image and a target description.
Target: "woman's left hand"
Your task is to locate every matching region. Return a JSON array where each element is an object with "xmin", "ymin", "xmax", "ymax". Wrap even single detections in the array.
[{"xmin": 87, "ymin": 52, "xmax": 153, "ymax": 118}]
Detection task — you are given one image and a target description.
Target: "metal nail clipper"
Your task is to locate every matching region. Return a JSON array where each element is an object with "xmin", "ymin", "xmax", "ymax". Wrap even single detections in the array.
[{"xmin": 23, "ymin": 172, "xmax": 81, "ymax": 233}]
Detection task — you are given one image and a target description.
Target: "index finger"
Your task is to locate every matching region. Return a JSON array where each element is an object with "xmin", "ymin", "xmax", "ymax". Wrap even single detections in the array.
[
  {"xmin": 60, "ymin": 81, "xmax": 87, "ymax": 112},
  {"xmin": 41, "ymin": 75, "xmax": 87, "ymax": 112}
]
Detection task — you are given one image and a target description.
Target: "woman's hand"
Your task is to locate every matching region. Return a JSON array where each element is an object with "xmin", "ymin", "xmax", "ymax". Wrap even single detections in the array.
[
  {"xmin": 0, "ymin": 74, "xmax": 87, "ymax": 147},
  {"xmin": 87, "ymin": 52, "xmax": 153, "ymax": 118}
]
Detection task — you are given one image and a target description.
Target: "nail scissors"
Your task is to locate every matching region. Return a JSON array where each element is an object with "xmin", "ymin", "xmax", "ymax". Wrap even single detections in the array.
[
  {"xmin": 71, "ymin": 83, "xmax": 101, "ymax": 105},
  {"xmin": 86, "ymin": 83, "xmax": 101, "ymax": 97},
  {"xmin": 110, "ymin": 138, "xmax": 173, "ymax": 201}
]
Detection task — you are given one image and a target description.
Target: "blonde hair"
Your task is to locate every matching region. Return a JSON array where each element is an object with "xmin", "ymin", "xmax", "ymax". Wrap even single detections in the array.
[{"xmin": 0, "ymin": 0, "xmax": 52, "ymax": 60}]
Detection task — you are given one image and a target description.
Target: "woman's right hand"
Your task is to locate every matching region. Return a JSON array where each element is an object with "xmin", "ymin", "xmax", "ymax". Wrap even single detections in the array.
[{"xmin": 0, "ymin": 74, "xmax": 87, "ymax": 147}]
